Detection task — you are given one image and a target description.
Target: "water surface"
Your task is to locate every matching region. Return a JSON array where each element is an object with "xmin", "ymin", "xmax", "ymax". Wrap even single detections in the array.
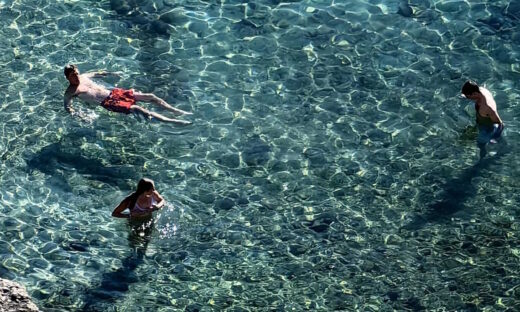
[{"xmin": 1, "ymin": 0, "xmax": 520, "ymax": 310}]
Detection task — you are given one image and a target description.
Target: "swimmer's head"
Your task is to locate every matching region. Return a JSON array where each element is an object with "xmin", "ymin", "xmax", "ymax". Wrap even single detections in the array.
[
  {"xmin": 136, "ymin": 178, "xmax": 155, "ymax": 196},
  {"xmin": 461, "ymin": 80, "xmax": 480, "ymax": 99},
  {"xmin": 64, "ymin": 64, "xmax": 79, "ymax": 85}
]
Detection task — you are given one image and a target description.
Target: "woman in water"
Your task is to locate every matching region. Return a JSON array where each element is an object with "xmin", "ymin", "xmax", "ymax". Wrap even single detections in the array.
[
  {"xmin": 103, "ymin": 178, "xmax": 165, "ymax": 302},
  {"xmin": 112, "ymin": 178, "xmax": 165, "ymax": 219},
  {"xmin": 112, "ymin": 177, "xmax": 166, "ymax": 256}
]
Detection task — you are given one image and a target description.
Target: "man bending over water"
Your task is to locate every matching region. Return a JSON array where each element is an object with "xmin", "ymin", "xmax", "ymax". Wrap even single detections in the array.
[
  {"xmin": 461, "ymin": 80, "xmax": 504, "ymax": 159},
  {"xmin": 63, "ymin": 64, "xmax": 192, "ymax": 125}
]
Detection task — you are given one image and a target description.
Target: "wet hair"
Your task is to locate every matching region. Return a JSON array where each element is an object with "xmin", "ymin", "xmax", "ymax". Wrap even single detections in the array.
[
  {"xmin": 127, "ymin": 178, "xmax": 155, "ymax": 209},
  {"xmin": 64, "ymin": 64, "xmax": 77, "ymax": 78},
  {"xmin": 461, "ymin": 80, "xmax": 480, "ymax": 97}
]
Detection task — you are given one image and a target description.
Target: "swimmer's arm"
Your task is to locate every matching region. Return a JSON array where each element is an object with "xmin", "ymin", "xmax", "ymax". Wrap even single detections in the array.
[
  {"xmin": 64, "ymin": 92, "xmax": 91, "ymax": 122},
  {"xmin": 486, "ymin": 107, "xmax": 503, "ymax": 124},
  {"xmin": 152, "ymin": 191, "xmax": 165, "ymax": 211},
  {"xmin": 112, "ymin": 198, "xmax": 131, "ymax": 218},
  {"xmin": 64, "ymin": 91, "xmax": 75, "ymax": 115}
]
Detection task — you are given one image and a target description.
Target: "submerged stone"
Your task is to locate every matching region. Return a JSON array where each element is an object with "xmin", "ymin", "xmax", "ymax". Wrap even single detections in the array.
[
  {"xmin": 386, "ymin": 291, "xmax": 399, "ymax": 301},
  {"xmin": 242, "ymin": 136, "xmax": 271, "ymax": 166},
  {"xmin": 160, "ymin": 11, "xmax": 189, "ymax": 25},
  {"xmin": 68, "ymin": 242, "xmax": 89, "ymax": 252},
  {"xmin": 397, "ymin": 0, "xmax": 413, "ymax": 17},
  {"xmin": 151, "ymin": 20, "xmax": 171, "ymax": 36},
  {"xmin": 215, "ymin": 198, "xmax": 235, "ymax": 211}
]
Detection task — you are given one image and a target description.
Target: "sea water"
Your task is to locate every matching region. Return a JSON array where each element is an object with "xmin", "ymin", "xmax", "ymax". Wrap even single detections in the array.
[{"xmin": 1, "ymin": 0, "xmax": 520, "ymax": 310}]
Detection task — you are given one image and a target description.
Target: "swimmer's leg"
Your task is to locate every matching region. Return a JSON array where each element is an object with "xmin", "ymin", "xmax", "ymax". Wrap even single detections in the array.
[
  {"xmin": 490, "ymin": 124, "xmax": 504, "ymax": 144},
  {"xmin": 134, "ymin": 91, "xmax": 192, "ymax": 115},
  {"xmin": 476, "ymin": 125, "xmax": 492, "ymax": 159},
  {"xmin": 478, "ymin": 142, "xmax": 487, "ymax": 160},
  {"xmin": 130, "ymin": 105, "xmax": 192, "ymax": 125}
]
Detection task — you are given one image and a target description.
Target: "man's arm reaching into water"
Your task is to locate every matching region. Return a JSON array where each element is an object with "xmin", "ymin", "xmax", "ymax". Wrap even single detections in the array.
[
  {"xmin": 64, "ymin": 89, "xmax": 75, "ymax": 115},
  {"xmin": 63, "ymin": 88, "xmax": 92, "ymax": 122},
  {"xmin": 488, "ymin": 109, "xmax": 503, "ymax": 125}
]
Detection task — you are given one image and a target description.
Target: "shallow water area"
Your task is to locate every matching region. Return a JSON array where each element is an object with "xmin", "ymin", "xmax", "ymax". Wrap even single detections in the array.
[{"xmin": 2, "ymin": 0, "xmax": 520, "ymax": 310}]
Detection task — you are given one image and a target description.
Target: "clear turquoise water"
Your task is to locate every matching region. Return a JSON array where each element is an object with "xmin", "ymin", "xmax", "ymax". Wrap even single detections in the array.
[{"xmin": 1, "ymin": 0, "xmax": 520, "ymax": 310}]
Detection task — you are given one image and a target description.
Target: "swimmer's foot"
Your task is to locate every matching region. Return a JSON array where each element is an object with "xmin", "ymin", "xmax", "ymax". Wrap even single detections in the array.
[{"xmin": 490, "ymin": 139, "xmax": 498, "ymax": 144}]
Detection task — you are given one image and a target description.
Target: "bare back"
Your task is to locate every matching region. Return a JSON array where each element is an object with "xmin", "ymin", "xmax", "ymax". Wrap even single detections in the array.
[{"xmin": 476, "ymin": 86, "xmax": 502, "ymax": 124}]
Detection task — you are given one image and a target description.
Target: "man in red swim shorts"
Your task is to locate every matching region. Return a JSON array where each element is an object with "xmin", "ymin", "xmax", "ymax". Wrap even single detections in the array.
[{"xmin": 63, "ymin": 64, "xmax": 192, "ymax": 125}]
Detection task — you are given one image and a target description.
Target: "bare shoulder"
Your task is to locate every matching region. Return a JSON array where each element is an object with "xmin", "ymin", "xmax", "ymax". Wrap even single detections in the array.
[
  {"xmin": 118, "ymin": 196, "xmax": 132, "ymax": 208},
  {"xmin": 479, "ymin": 86, "xmax": 497, "ymax": 110},
  {"xmin": 479, "ymin": 86, "xmax": 493, "ymax": 96}
]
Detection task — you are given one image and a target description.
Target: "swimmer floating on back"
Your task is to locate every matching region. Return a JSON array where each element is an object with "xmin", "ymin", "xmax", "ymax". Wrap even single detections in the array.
[
  {"xmin": 63, "ymin": 64, "xmax": 192, "ymax": 125},
  {"xmin": 461, "ymin": 80, "xmax": 504, "ymax": 159}
]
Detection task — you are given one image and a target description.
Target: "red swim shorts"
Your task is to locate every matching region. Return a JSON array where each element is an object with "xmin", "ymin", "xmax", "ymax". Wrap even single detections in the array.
[{"xmin": 101, "ymin": 88, "xmax": 135, "ymax": 114}]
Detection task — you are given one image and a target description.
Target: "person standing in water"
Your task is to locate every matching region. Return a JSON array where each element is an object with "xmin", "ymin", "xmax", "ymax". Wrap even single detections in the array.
[
  {"xmin": 112, "ymin": 178, "xmax": 166, "ymax": 245},
  {"xmin": 112, "ymin": 178, "xmax": 165, "ymax": 219},
  {"xmin": 461, "ymin": 80, "xmax": 504, "ymax": 159},
  {"xmin": 63, "ymin": 64, "xmax": 192, "ymax": 125}
]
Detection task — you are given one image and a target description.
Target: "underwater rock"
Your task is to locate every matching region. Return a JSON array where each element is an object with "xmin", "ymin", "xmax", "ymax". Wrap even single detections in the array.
[
  {"xmin": 0, "ymin": 279, "xmax": 40, "ymax": 311},
  {"xmin": 160, "ymin": 11, "xmax": 189, "ymax": 26},
  {"xmin": 215, "ymin": 197, "xmax": 235, "ymax": 212},
  {"xmin": 304, "ymin": 212, "xmax": 337, "ymax": 233},
  {"xmin": 151, "ymin": 20, "xmax": 171, "ymax": 36},
  {"xmin": 242, "ymin": 136, "xmax": 271, "ymax": 166},
  {"xmin": 386, "ymin": 291, "xmax": 399, "ymax": 302},
  {"xmin": 110, "ymin": 0, "xmax": 132, "ymax": 15},
  {"xmin": 397, "ymin": 0, "xmax": 413, "ymax": 18},
  {"xmin": 505, "ymin": 2, "xmax": 520, "ymax": 21},
  {"xmin": 477, "ymin": 16, "xmax": 506, "ymax": 31},
  {"xmin": 404, "ymin": 297, "xmax": 425, "ymax": 311},
  {"xmin": 231, "ymin": 19, "xmax": 273, "ymax": 38},
  {"xmin": 217, "ymin": 153, "xmax": 240, "ymax": 168},
  {"xmin": 68, "ymin": 242, "xmax": 89, "ymax": 252}
]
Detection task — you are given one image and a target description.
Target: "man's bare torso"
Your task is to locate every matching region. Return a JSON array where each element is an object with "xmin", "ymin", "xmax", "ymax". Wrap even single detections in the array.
[{"xmin": 66, "ymin": 75, "xmax": 111, "ymax": 106}]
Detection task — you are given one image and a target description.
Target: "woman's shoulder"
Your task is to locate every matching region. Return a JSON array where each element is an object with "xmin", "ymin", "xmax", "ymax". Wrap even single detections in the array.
[{"xmin": 121, "ymin": 193, "xmax": 138, "ymax": 206}]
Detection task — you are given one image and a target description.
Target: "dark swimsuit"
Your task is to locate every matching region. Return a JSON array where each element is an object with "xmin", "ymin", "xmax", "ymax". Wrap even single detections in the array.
[
  {"xmin": 475, "ymin": 103, "xmax": 503, "ymax": 145},
  {"xmin": 475, "ymin": 103, "xmax": 494, "ymax": 128},
  {"xmin": 101, "ymin": 88, "xmax": 135, "ymax": 114}
]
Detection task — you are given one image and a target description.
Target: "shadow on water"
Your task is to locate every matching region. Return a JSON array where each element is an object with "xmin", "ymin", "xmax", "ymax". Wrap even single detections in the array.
[
  {"xmin": 108, "ymin": 0, "xmax": 176, "ymax": 37},
  {"xmin": 402, "ymin": 139, "xmax": 510, "ymax": 231},
  {"xmin": 80, "ymin": 219, "xmax": 154, "ymax": 311},
  {"xmin": 25, "ymin": 131, "xmax": 141, "ymax": 191}
]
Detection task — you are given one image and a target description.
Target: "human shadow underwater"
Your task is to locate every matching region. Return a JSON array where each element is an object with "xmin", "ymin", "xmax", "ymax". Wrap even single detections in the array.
[
  {"xmin": 402, "ymin": 80, "xmax": 510, "ymax": 231},
  {"xmin": 79, "ymin": 222, "xmax": 152, "ymax": 312},
  {"xmin": 25, "ymin": 129, "xmax": 143, "ymax": 191},
  {"xmin": 402, "ymin": 133, "xmax": 510, "ymax": 232},
  {"xmin": 80, "ymin": 178, "xmax": 165, "ymax": 311}
]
